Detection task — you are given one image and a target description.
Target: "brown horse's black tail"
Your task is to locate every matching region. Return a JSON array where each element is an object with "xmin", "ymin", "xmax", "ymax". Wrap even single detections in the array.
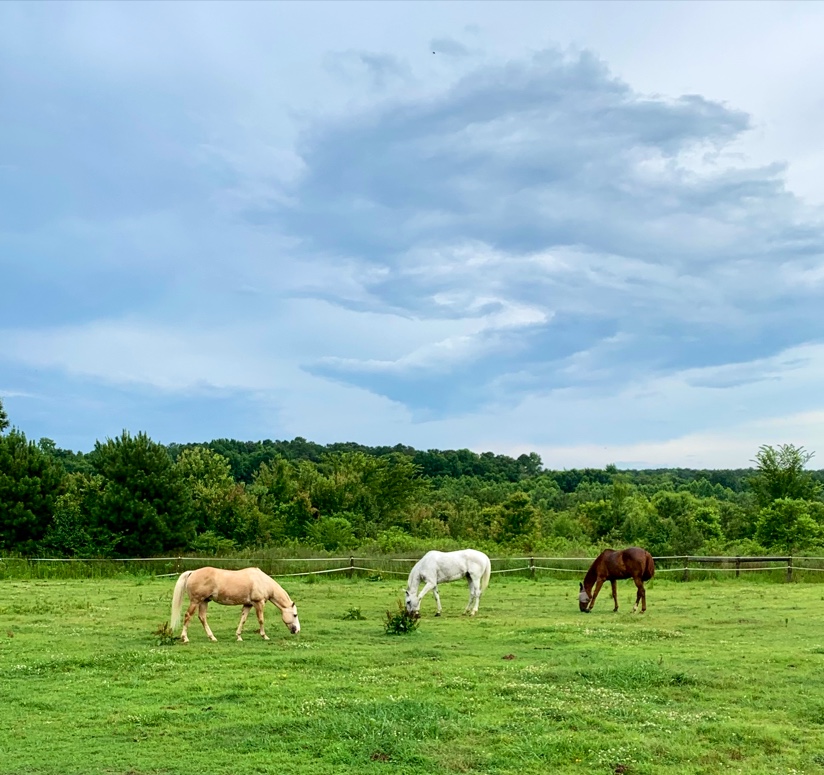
[{"xmin": 643, "ymin": 553, "xmax": 655, "ymax": 582}]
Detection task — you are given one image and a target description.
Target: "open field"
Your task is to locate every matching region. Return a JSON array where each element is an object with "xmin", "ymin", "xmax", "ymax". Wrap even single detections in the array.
[{"xmin": 1, "ymin": 575, "xmax": 824, "ymax": 775}]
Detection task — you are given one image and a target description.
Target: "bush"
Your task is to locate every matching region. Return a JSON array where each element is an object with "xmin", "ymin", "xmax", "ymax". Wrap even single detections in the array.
[
  {"xmin": 306, "ymin": 516, "xmax": 356, "ymax": 551},
  {"xmin": 190, "ymin": 530, "xmax": 238, "ymax": 556},
  {"xmin": 153, "ymin": 621, "xmax": 177, "ymax": 646},
  {"xmin": 384, "ymin": 600, "xmax": 420, "ymax": 635}
]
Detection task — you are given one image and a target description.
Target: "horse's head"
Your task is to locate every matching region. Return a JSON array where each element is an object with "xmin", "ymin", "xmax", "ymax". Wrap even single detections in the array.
[
  {"xmin": 405, "ymin": 589, "xmax": 420, "ymax": 614},
  {"xmin": 281, "ymin": 602, "xmax": 300, "ymax": 634},
  {"xmin": 578, "ymin": 582, "xmax": 591, "ymax": 613}
]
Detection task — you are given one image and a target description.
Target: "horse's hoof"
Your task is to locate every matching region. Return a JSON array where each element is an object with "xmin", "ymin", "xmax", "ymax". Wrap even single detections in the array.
[
  {"xmin": 434, "ymin": 613, "xmax": 441, "ymax": 617},
  {"xmin": 237, "ymin": 637, "xmax": 243, "ymax": 642},
  {"xmin": 262, "ymin": 635, "xmax": 270, "ymax": 640}
]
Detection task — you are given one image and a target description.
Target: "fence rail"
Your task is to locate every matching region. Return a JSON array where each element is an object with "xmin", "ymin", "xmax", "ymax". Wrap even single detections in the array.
[{"xmin": 3, "ymin": 554, "xmax": 824, "ymax": 582}]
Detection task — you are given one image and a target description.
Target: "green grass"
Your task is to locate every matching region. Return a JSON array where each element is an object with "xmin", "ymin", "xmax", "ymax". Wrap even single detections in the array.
[{"xmin": 2, "ymin": 576, "xmax": 824, "ymax": 774}]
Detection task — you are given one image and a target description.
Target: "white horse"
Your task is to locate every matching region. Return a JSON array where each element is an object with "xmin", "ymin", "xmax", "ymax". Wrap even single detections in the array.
[
  {"xmin": 405, "ymin": 549, "xmax": 491, "ymax": 617},
  {"xmin": 170, "ymin": 566, "xmax": 300, "ymax": 643}
]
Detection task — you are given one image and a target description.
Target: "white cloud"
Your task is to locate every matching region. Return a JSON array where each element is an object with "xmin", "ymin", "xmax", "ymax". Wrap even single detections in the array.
[{"xmin": 4, "ymin": 1, "xmax": 824, "ymax": 463}]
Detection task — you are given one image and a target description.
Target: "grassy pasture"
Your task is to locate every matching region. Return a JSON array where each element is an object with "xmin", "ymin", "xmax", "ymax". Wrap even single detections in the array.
[{"xmin": 1, "ymin": 575, "xmax": 824, "ymax": 775}]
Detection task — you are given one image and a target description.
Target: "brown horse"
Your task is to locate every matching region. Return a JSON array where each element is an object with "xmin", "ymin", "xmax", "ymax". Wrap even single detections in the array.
[
  {"xmin": 578, "ymin": 547, "xmax": 655, "ymax": 613},
  {"xmin": 170, "ymin": 566, "xmax": 300, "ymax": 643}
]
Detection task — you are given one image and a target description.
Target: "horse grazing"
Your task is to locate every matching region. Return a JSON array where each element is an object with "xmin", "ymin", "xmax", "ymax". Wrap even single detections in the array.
[
  {"xmin": 405, "ymin": 549, "xmax": 491, "ymax": 617},
  {"xmin": 170, "ymin": 566, "xmax": 300, "ymax": 643},
  {"xmin": 578, "ymin": 547, "xmax": 655, "ymax": 613}
]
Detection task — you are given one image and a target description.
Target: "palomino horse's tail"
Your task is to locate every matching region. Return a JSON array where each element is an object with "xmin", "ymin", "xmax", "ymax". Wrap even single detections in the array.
[
  {"xmin": 643, "ymin": 553, "xmax": 655, "ymax": 582},
  {"xmin": 480, "ymin": 556, "xmax": 492, "ymax": 592},
  {"xmin": 170, "ymin": 571, "xmax": 192, "ymax": 631}
]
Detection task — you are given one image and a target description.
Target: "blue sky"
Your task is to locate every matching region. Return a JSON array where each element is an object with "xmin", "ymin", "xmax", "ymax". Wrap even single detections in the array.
[{"xmin": 2, "ymin": 1, "xmax": 824, "ymax": 468}]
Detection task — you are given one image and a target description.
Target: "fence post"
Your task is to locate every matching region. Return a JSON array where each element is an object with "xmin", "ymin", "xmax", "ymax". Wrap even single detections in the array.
[
  {"xmin": 175, "ymin": 556, "xmax": 182, "ymax": 574},
  {"xmin": 530, "ymin": 556, "xmax": 535, "ymax": 581},
  {"xmin": 787, "ymin": 557, "xmax": 793, "ymax": 583},
  {"xmin": 735, "ymin": 557, "xmax": 740, "ymax": 578},
  {"xmin": 683, "ymin": 557, "xmax": 690, "ymax": 583},
  {"xmin": 349, "ymin": 556, "xmax": 354, "ymax": 579}
]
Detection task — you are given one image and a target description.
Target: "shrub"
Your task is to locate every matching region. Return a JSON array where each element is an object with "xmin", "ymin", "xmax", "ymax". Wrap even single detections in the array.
[
  {"xmin": 190, "ymin": 530, "xmax": 238, "ymax": 556},
  {"xmin": 306, "ymin": 516, "xmax": 356, "ymax": 551},
  {"xmin": 384, "ymin": 600, "xmax": 420, "ymax": 635},
  {"xmin": 153, "ymin": 621, "xmax": 177, "ymax": 646}
]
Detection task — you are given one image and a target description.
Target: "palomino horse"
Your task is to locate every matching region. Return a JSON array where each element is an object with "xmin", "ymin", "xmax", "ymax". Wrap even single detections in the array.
[
  {"xmin": 170, "ymin": 566, "xmax": 300, "ymax": 643},
  {"xmin": 405, "ymin": 549, "xmax": 491, "ymax": 617},
  {"xmin": 578, "ymin": 547, "xmax": 655, "ymax": 613}
]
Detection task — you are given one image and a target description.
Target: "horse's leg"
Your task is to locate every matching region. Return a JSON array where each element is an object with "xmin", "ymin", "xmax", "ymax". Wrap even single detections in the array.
[
  {"xmin": 417, "ymin": 581, "xmax": 435, "ymax": 613},
  {"xmin": 471, "ymin": 580, "xmax": 481, "ymax": 616},
  {"xmin": 465, "ymin": 578, "xmax": 479, "ymax": 616},
  {"xmin": 235, "ymin": 604, "xmax": 252, "ymax": 641},
  {"xmin": 181, "ymin": 601, "xmax": 198, "ymax": 644},
  {"xmin": 198, "ymin": 601, "xmax": 217, "ymax": 641},
  {"xmin": 253, "ymin": 600, "xmax": 269, "ymax": 639},
  {"xmin": 632, "ymin": 579, "xmax": 646, "ymax": 613},
  {"xmin": 588, "ymin": 578, "xmax": 606, "ymax": 610},
  {"xmin": 610, "ymin": 579, "xmax": 619, "ymax": 612},
  {"xmin": 432, "ymin": 586, "xmax": 442, "ymax": 616}
]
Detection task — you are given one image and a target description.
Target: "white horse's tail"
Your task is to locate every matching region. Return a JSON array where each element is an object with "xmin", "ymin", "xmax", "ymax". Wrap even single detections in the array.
[
  {"xmin": 170, "ymin": 571, "xmax": 192, "ymax": 631},
  {"xmin": 480, "ymin": 556, "xmax": 491, "ymax": 592}
]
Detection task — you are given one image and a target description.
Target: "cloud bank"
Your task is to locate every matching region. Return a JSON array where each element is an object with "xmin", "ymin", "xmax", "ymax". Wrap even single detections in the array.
[{"xmin": 1, "ymin": 3, "xmax": 823, "ymax": 466}]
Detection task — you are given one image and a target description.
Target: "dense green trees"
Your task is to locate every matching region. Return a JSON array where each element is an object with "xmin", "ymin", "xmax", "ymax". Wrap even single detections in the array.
[
  {"xmin": 87, "ymin": 432, "xmax": 195, "ymax": 557},
  {"xmin": 755, "ymin": 498, "xmax": 821, "ymax": 554},
  {"xmin": 2, "ymin": 395, "xmax": 824, "ymax": 557},
  {"xmin": 175, "ymin": 446, "xmax": 265, "ymax": 547},
  {"xmin": 749, "ymin": 444, "xmax": 821, "ymax": 506},
  {"xmin": 0, "ymin": 429, "xmax": 66, "ymax": 553}
]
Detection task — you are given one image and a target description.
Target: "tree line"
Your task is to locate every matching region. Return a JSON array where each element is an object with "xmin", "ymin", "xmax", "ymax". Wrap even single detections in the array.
[{"xmin": 1, "ymin": 397, "xmax": 823, "ymax": 558}]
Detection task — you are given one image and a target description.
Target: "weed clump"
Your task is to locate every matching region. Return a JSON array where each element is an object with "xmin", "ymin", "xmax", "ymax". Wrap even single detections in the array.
[
  {"xmin": 384, "ymin": 600, "xmax": 420, "ymax": 635},
  {"xmin": 153, "ymin": 621, "xmax": 177, "ymax": 646},
  {"xmin": 342, "ymin": 606, "xmax": 366, "ymax": 620}
]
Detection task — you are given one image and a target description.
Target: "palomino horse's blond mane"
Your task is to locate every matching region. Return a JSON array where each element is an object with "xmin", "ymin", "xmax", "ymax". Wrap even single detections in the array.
[{"xmin": 170, "ymin": 566, "xmax": 300, "ymax": 643}]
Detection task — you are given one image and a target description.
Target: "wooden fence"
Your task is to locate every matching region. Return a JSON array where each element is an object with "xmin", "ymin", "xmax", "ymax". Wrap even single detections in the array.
[{"xmin": 3, "ymin": 554, "xmax": 824, "ymax": 581}]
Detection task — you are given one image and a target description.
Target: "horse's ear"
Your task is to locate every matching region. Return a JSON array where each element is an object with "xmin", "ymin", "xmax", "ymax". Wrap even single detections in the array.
[{"xmin": 579, "ymin": 582, "xmax": 583, "ymax": 591}]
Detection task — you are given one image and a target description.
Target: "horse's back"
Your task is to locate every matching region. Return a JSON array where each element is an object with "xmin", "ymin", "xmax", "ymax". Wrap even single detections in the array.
[
  {"xmin": 594, "ymin": 548, "xmax": 653, "ymax": 580},
  {"xmin": 186, "ymin": 566, "xmax": 279, "ymax": 604},
  {"xmin": 418, "ymin": 548, "xmax": 489, "ymax": 582},
  {"xmin": 617, "ymin": 547, "xmax": 654, "ymax": 580}
]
